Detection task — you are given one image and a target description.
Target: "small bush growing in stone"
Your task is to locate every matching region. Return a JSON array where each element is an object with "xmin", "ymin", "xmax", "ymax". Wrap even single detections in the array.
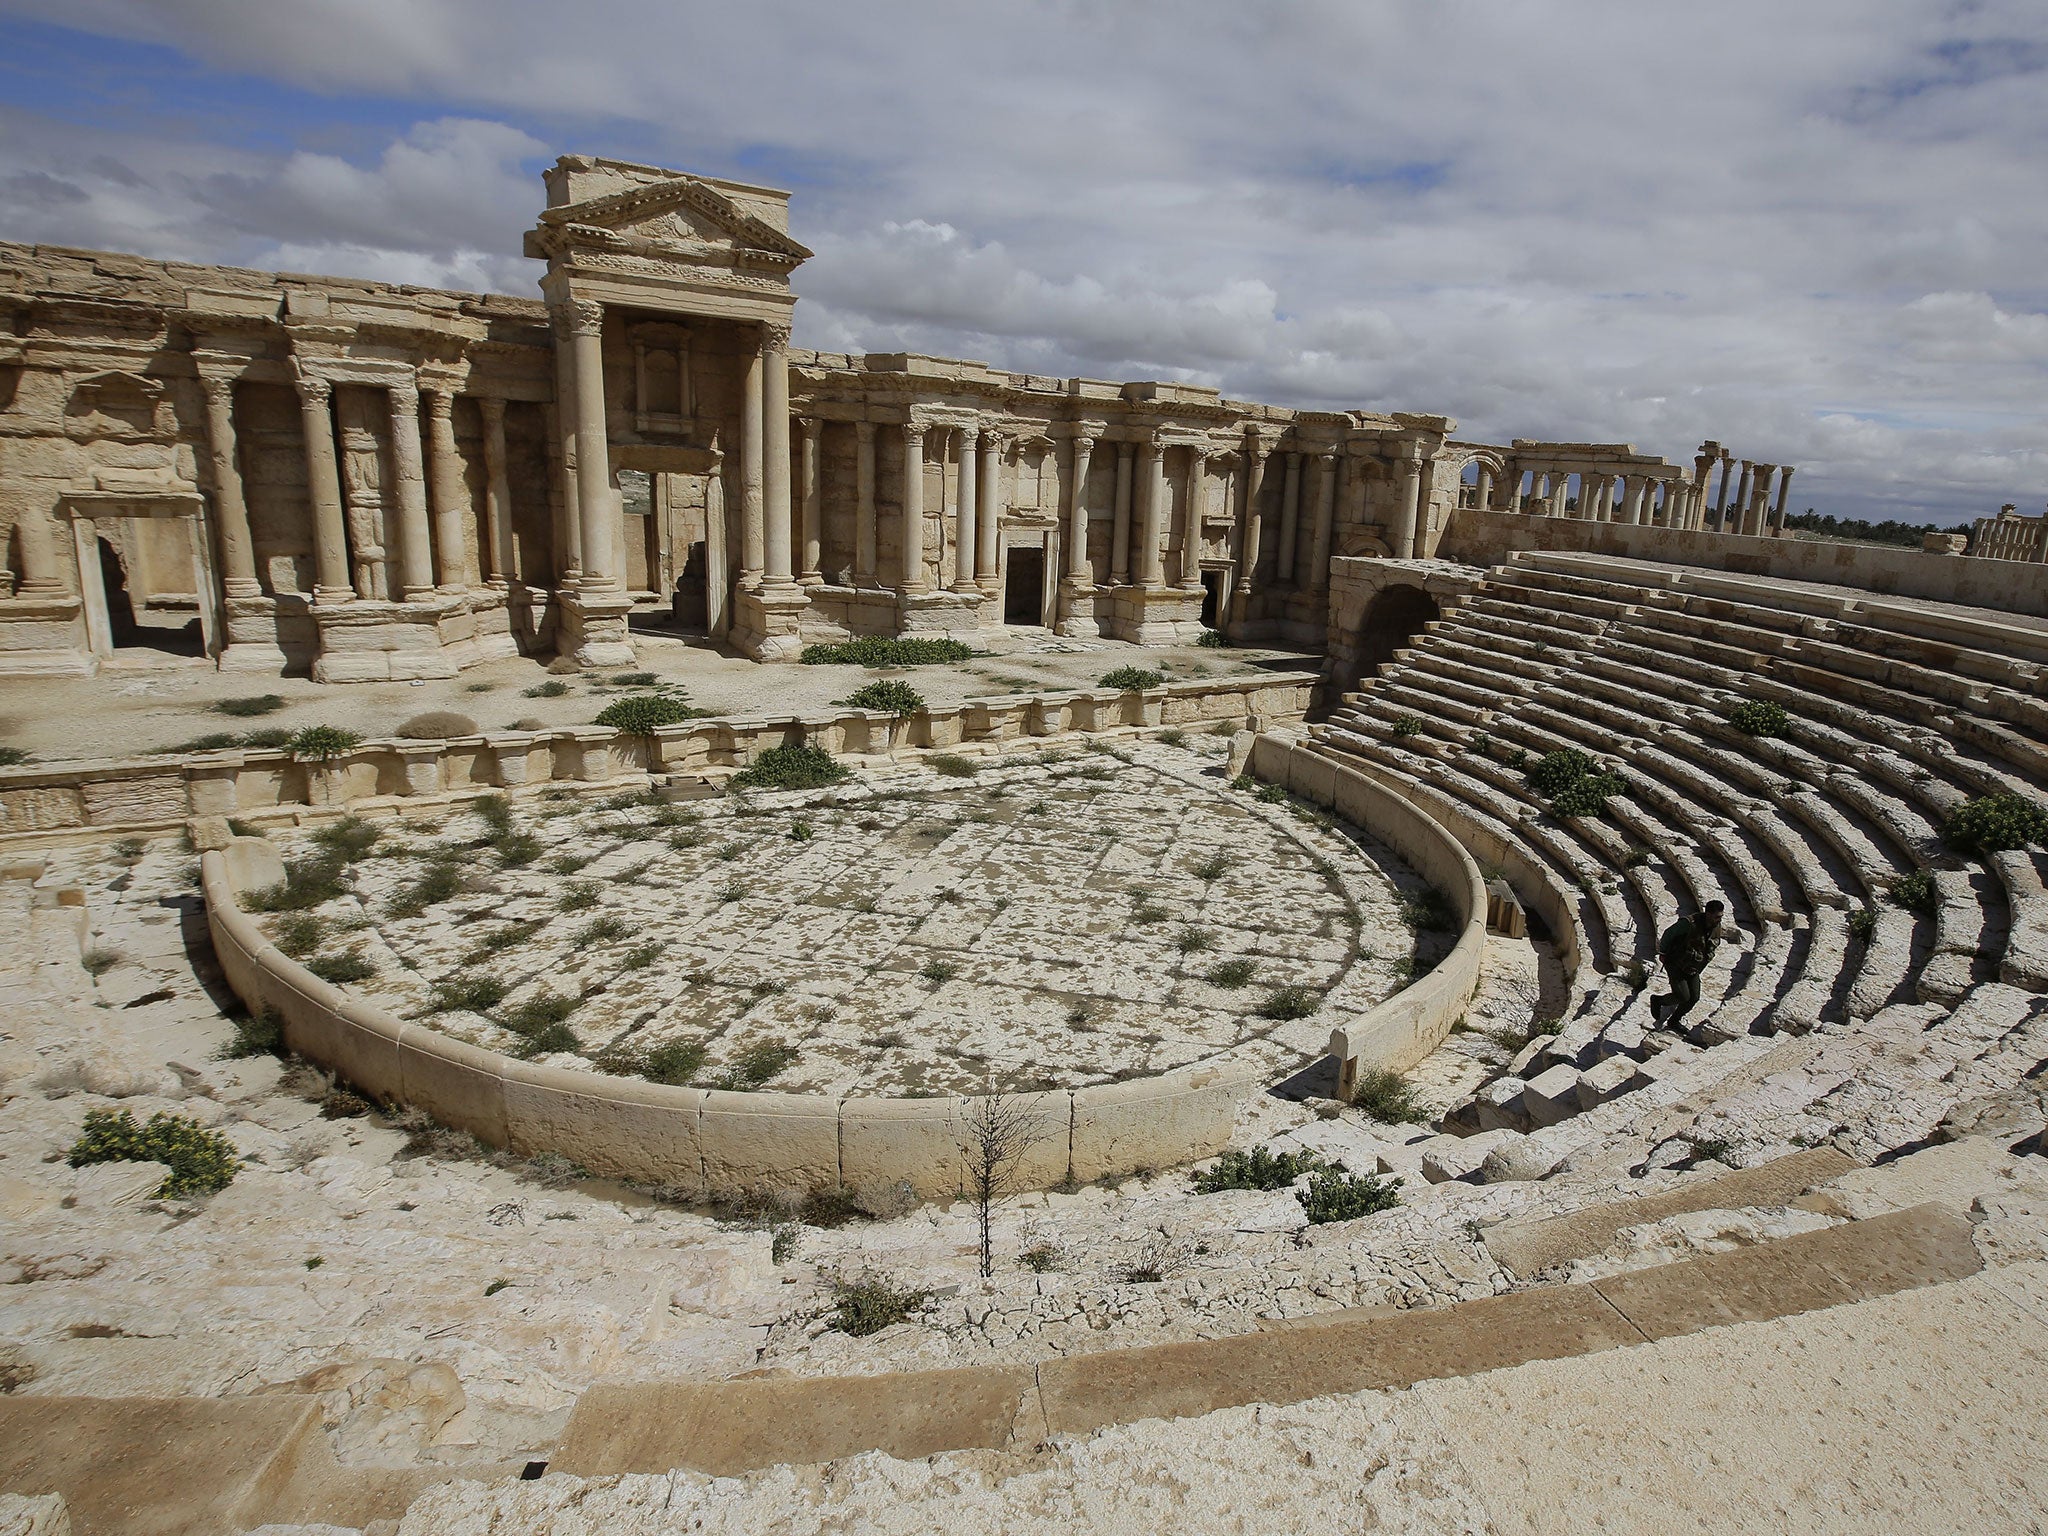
[
  {"xmin": 1350, "ymin": 1067, "xmax": 1424, "ymax": 1123},
  {"xmin": 1205, "ymin": 957, "xmax": 1258, "ymax": 989},
  {"xmin": 622, "ymin": 941, "xmax": 661, "ymax": 971},
  {"xmin": 1192, "ymin": 1145, "xmax": 1323, "ymax": 1194},
  {"xmin": 788, "ymin": 820, "xmax": 813, "ymax": 841},
  {"xmin": 215, "ymin": 694, "xmax": 287, "ymax": 718},
  {"xmin": 728, "ymin": 742, "xmax": 852, "ymax": 791},
  {"xmin": 556, "ymin": 882, "xmax": 599, "ymax": 912},
  {"xmin": 1890, "ymin": 870, "xmax": 1937, "ymax": 917},
  {"xmin": 288, "ymin": 725, "xmax": 361, "ymax": 760},
  {"xmin": 248, "ymin": 855, "xmax": 348, "ymax": 913},
  {"xmin": 840, "ymin": 679, "xmax": 926, "ymax": 717},
  {"xmin": 463, "ymin": 920, "xmax": 541, "ymax": 964},
  {"xmin": 1399, "ymin": 887, "xmax": 1458, "ymax": 932},
  {"xmin": 1256, "ymin": 983, "xmax": 1321, "ymax": 1020},
  {"xmin": 1255, "ymin": 782, "xmax": 1287, "ymax": 804},
  {"xmin": 920, "ymin": 958, "xmax": 960, "ymax": 983},
  {"xmin": 547, "ymin": 853, "xmax": 592, "ymax": 875},
  {"xmin": 69, "ymin": 1108, "xmax": 240, "ymax": 1197},
  {"xmin": 801, "ymin": 636, "xmax": 975, "ymax": 666},
  {"xmin": 716, "ymin": 880, "xmax": 745, "ymax": 903},
  {"xmin": 220, "ymin": 1006, "xmax": 284, "ymax": 1059},
  {"xmin": 824, "ymin": 1271, "xmax": 933, "ymax": 1336},
  {"xmin": 0, "ymin": 747, "xmax": 27, "ymax": 766},
  {"xmin": 1848, "ymin": 907, "xmax": 1878, "ymax": 943},
  {"xmin": 576, "ymin": 916, "xmax": 629, "ymax": 945},
  {"xmin": 388, "ymin": 860, "xmax": 463, "ymax": 917},
  {"xmin": 514, "ymin": 1022, "xmax": 579, "ymax": 1058},
  {"xmin": 1157, "ymin": 728, "xmax": 1186, "ymax": 747},
  {"xmin": 1390, "ymin": 713, "xmax": 1425, "ymax": 737},
  {"xmin": 610, "ymin": 671, "xmax": 660, "ymax": 686},
  {"xmin": 1547, "ymin": 767, "xmax": 1627, "ymax": 820},
  {"xmin": 1195, "ymin": 629, "xmax": 1230, "ymax": 649},
  {"xmin": 712, "ymin": 1039, "xmax": 799, "ymax": 1090},
  {"xmin": 307, "ymin": 950, "xmax": 375, "ymax": 985},
  {"xmin": 1729, "ymin": 699, "xmax": 1790, "ymax": 738},
  {"xmin": 1175, "ymin": 928, "xmax": 1215, "ymax": 954},
  {"xmin": 1099, "ymin": 665, "xmax": 1164, "ymax": 692},
  {"xmin": 1527, "ymin": 748, "xmax": 1598, "ymax": 797},
  {"xmin": 499, "ymin": 988, "xmax": 576, "ymax": 1037},
  {"xmin": 80, "ymin": 946, "xmax": 122, "ymax": 977},
  {"xmin": 644, "ymin": 1037, "xmax": 706, "ymax": 1085},
  {"xmin": 523, "ymin": 680, "xmax": 571, "ymax": 699},
  {"xmin": 429, "ymin": 974, "xmax": 508, "ymax": 1014},
  {"xmin": 493, "ymin": 831, "xmax": 542, "ymax": 868},
  {"xmin": 1942, "ymin": 793, "xmax": 2048, "ymax": 856},
  {"xmin": 397, "ymin": 711, "xmax": 478, "ymax": 740},
  {"xmin": 1296, "ymin": 1166, "xmax": 1402, "ymax": 1224},
  {"xmin": 926, "ymin": 753, "xmax": 979, "ymax": 777},
  {"xmin": 311, "ymin": 815, "xmax": 380, "ymax": 863},
  {"xmin": 594, "ymin": 694, "xmax": 709, "ymax": 733}
]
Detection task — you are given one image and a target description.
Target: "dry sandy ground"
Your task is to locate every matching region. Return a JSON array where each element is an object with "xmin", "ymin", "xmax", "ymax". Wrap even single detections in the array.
[{"xmin": 0, "ymin": 626, "xmax": 1319, "ymax": 767}]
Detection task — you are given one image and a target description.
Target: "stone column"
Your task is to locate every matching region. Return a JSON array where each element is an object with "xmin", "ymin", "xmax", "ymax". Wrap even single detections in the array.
[
  {"xmin": 1136, "ymin": 438, "xmax": 1165, "ymax": 587},
  {"xmin": 975, "ymin": 428, "xmax": 1000, "ymax": 590},
  {"xmin": 1771, "ymin": 466, "xmax": 1794, "ymax": 532},
  {"xmin": 1392, "ymin": 444, "xmax": 1423, "ymax": 559},
  {"xmin": 424, "ymin": 388, "xmax": 470, "ymax": 594},
  {"xmin": 1550, "ymin": 474, "xmax": 1569, "ymax": 519},
  {"xmin": 1733, "ymin": 461, "xmax": 1755, "ymax": 536},
  {"xmin": 900, "ymin": 422, "xmax": 927, "ymax": 592},
  {"xmin": 1110, "ymin": 442, "xmax": 1134, "ymax": 585},
  {"xmin": 738, "ymin": 342, "xmax": 765, "ymax": 583},
  {"xmin": 1713, "ymin": 454, "xmax": 1733, "ymax": 529},
  {"xmin": 294, "ymin": 374, "xmax": 352, "ymax": 603},
  {"xmin": 954, "ymin": 426, "xmax": 982, "ymax": 592},
  {"xmin": 12, "ymin": 502, "xmax": 61, "ymax": 596},
  {"xmin": 1236, "ymin": 434, "xmax": 1267, "ymax": 603},
  {"xmin": 547, "ymin": 396, "xmax": 581, "ymax": 582},
  {"xmin": 1180, "ymin": 447, "xmax": 1209, "ymax": 588},
  {"xmin": 797, "ymin": 416, "xmax": 824, "ymax": 584},
  {"xmin": 1064, "ymin": 432, "xmax": 1094, "ymax": 582},
  {"xmin": 199, "ymin": 376, "xmax": 259, "ymax": 596},
  {"xmin": 559, "ymin": 299, "xmax": 618, "ymax": 591},
  {"xmin": 1306, "ymin": 451, "xmax": 1336, "ymax": 588},
  {"xmin": 761, "ymin": 325, "xmax": 794, "ymax": 587},
  {"xmin": 478, "ymin": 397, "xmax": 514, "ymax": 585},
  {"xmin": 1475, "ymin": 466, "xmax": 1494, "ymax": 511},
  {"xmin": 854, "ymin": 420, "xmax": 877, "ymax": 584},
  {"xmin": 385, "ymin": 380, "xmax": 435, "ymax": 601},
  {"xmin": 1275, "ymin": 452, "xmax": 1302, "ymax": 586}
]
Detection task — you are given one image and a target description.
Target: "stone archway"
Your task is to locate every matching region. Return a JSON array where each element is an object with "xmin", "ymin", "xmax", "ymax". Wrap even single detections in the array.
[{"xmin": 1351, "ymin": 583, "xmax": 1439, "ymax": 687}]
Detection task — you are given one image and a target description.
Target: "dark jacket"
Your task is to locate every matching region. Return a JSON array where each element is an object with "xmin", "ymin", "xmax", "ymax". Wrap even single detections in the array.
[{"xmin": 1657, "ymin": 914, "xmax": 1719, "ymax": 976}]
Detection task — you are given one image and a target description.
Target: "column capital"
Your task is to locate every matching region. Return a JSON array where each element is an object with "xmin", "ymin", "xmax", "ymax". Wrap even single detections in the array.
[
  {"xmin": 553, "ymin": 298, "xmax": 604, "ymax": 339},
  {"xmin": 796, "ymin": 414, "xmax": 821, "ymax": 440},
  {"xmin": 902, "ymin": 418, "xmax": 928, "ymax": 445},
  {"xmin": 388, "ymin": 376, "xmax": 420, "ymax": 410},
  {"xmin": 198, "ymin": 374, "xmax": 238, "ymax": 407},
  {"xmin": 855, "ymin": 418, "xmax": 876, "ymax": 442},
  {"xmin": 423, "ymin": 387, "xmax": 456, "ymax": 419},
  {"xmin": 761, "ymin": 321, "xmax": 793, "ymax": 352},
  {"xmin": 292, "ymin": 370, "xmax": 332, "ymax": 406}
]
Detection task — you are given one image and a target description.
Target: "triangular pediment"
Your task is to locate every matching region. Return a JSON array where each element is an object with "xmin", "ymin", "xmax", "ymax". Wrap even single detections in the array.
[{"xmin": 537, "ymin": 177, "xmax": 812, "ymax": 264}]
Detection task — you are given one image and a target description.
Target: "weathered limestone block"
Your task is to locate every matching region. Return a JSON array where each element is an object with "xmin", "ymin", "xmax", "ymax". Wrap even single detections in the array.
[
  {"xmin": 1419, "ymin": 1127, "xmax": 1520, "ymax": 1183},
  {"xmin": 1225, "ymin": 730, "xmax": 1255, "ymax": 780},
  {"xmin": 491, "ymin": 734, "xmax": 538, "ymax": 787},
  {"xmin": 393, "ymin": 744, "xmax": 443, "ymax": 798},
  {"xmin": 1070, "ymin": 1064, "xmax": 1247, "ymax": 1183},
  {"xmin": 698, "ymin": 1089, "xmax": 841, "ymax": 1195},
  {"xmin": 840, "ymin": 1091, "xmax": 1069, "ymax": 1200},
  {"xmin": 1575, "ymin": 1054, "xmax": 1646, "ymax": 1111},
  {"xmin": 80, "ymin": 772, "xmax": 188, "ymax": 826},
  {"xmin": 0, "ymin": 783, "xmax": 87, "ymax": 833},
  {"xmin": 503, "ymin": 1067, "xmax": 705, "ymax": 1192},
  {"xmin": 0, "ymin": 1491, "xmax": 71, "ymax": 1534},
  {"xmin": 1509, "ymin": 1034, "xmax": 1557, "ymax": 1076},
  {"xmin": 397, "ymin": 1026, "xmax": 509, "ymax": 1148},
  {"xmin": 1473, "ymin": 1075, "xmax": 1532, "ymax": 1133},
  {"xmin": 1521, "ymin": 1063, "xmax": 1586, "ymax": 1128}
]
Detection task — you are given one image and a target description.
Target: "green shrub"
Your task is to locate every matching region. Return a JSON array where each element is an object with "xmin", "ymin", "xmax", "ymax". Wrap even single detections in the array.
[
  {"xmin": 1550, "ymin": 772, "xmax": 1626, "ymax": 818},
  {"xmin": 1942, "ymin": 794, "xmax": 2048, "ymax": 856},
  {"xmin": 576, "ymin": 916, "xmax": 629, "ymax": 945},
  {"xmin": 247, "ymin": 855, "xmax": 347, "ymax": 913},
  {"xmin": 1350, "ymin": 1067, "xmax": 1424, "ymax": 1123},
  {"xmin": 1390, "ymin": 713, "xmax": 1425, "ymax": 738},
  {"xmin": 306, "ymin": 950, "xmax": 374, "ymax": 984},
  {"xmin": 621, "ymin": 941, "xmax": 662, "ymax": 971},
  {"xmin": 428, "ymin": 974, "xmax": 509, "ymax": 1014},
  {"xmin": 310, "ymin": 815, "xmax": 380, "ymax": 863},
  {"xmin": 513, "ymin": 1022, "xmax": 579, "ymax": 1058},
  {"xmin": 243, "ymin": 728, "xmax": 293, "ymax": 749},
  {"xmin": 919, "ymin": 958, "xmax": 959, "ymax": 983},
  {"xmin": 557, "ymin": 882, "xmax": 599, "ymax": 912},
  {"xmin": 1205, "ymin": 957, "xmax": 1258, "ymax": 989},
  {"xmin": 643, "ymin": 1037, "xmax": 707, "ymax": 1086},
  {"xmin": 840, "ymin": 679, "xmax": 926, "ymax": 717},
  {"xmin": 220, "ymin": 1006, "xmax": 284, "ymax": 1059},
  {"xmin": 610, "ymin": 671, "xmax": 660, "ymax": 686},
  {"xmin": 728, "ymin": 742, "xmax": 852, "ymax": 791},
  {"xmin": 473, "ymin": 794, "xmax": 514, "ymax": 833},
  {"xmin": 594, "ymin": 694, "xmax": 709, "ymax": 733},
  {"xmin": 215, "ymin": 693, "xmax": 287, "ymax": 718},
  {"xmin": 1193, "ymin": 852, "xmax": 1235, "ymax": 881},
  {"xmin": 492, "ymin": 831, "xmax": 542, "ymax": 868},
  {"xmin": 1175, "ymin": 928, "xmax": 1215, "ymax": 954},
  {"xmin": 1399, "ymin": 887, "xmax": 1458, "ymax": 932},
  {"xmin": 0, "ymin": 747, "xmax": 26, "ymax": 767},
  {"xmin": 1296, "ymin": 1166, "xmax": 1402, "ymax": 1224},
  {"xmin": 1099, "ymin": 666, "xmax": 1164, "ymax": 692},
  {"xmin": 825, "ymin": 1271, "xmax": 933, "ymax": 1336},
  {"xmin": 711, "ymin": 1039, "xmax": 798, "ymax": 1090},
  {"xmin": 499, "ymin": 989, "xmax": 577, "ymax": 1037},
  {"xmin": 1255, "ymin": 782, "xmax": 1287, "ymax": 804},
  {"xmin": 388, "ymin": 860, "xmax": 463, "ymax": 917},
  {"xmin": 80, "ymin": 946, "xmax": 122, "ymax": 978},
  {"xmin": 1889, "ymin": 870, "xmax": 1937, "ymax": 918},
  {"xmin": 1848, "ymin": 907, "xmax": 1877, "ymax": 943},
  {"xmin": 288, "ymin": 725, "xmax": 361, "ymax": 761},
  {"xmin": 1192, "ymin": 1145, "xmax": 1322, "ymax": 1194},
  {"xmin": 800, "ymin": 637, "xmax": 975, "ymax": 666},
  {"xmin": 1195, "ymin": 630, "xmax": 1230, "ymax": 649},
  {"xmin": 1527, "ymin": 748, "xmax": 1598, "ymax": 797},
  {"xmin": 523, "ymin": 679, "xmax": 571, "ymax": 699},
  {"xmin": 69, "ymin": 1108, "xmax": 240, "ymax": 1197},
  {"xmin": 926, "ymin": 753, "xmax": 979, "ymax": 777},
  {"xmin": 1729, "ymin": 699, "xmax": 1790, "ymax": 738},
  {"xmin": 1256, "ymin": 983, "xmax": 1321, "ymax": 1020},
  {"xmin": 1156, "ymin": 728, "xmax": 1186, "ymax": 748}
]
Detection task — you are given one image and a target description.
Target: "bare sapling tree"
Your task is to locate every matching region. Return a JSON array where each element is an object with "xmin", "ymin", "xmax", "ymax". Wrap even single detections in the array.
[{"xmin": 958, "ymin": 1088, "xmax": 1051, "ymax": 1279}]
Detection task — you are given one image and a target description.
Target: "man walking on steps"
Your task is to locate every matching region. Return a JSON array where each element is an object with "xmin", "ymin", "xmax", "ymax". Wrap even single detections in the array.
[{"xmin": 1651, "ymin": 900, "xmax": 1725, "ymax": 1028}]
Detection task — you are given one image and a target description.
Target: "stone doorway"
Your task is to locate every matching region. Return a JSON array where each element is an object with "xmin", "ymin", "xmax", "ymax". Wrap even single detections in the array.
[
  {"xmin": 62, "ymin": 487, "xmax": 219, "ymax": 667},
  {"xmin": 1199, "ymin": 570, "xmax": 1223, "ymax": 629},
  {"xmin": 1003, "ymin": 547, "xmax": 1044, "ymax": 625},
  {"xmin": 1351, "ymin": 583, "xmax": 1439, "ymax": 685},
  {"xmin": 96, "ymin": 534, "xmax": 203, "ymax": 658}
]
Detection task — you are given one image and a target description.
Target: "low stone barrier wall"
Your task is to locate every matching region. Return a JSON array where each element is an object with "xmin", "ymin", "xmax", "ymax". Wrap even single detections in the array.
[
  {"xmin": 202, "ymin": 722, "xmax": 1483, "ymax": 1192},
  {"xmin": 1249, "ymin": 736, "xmax": 1489, "ymax": 1091},
  {"xmin": 0, "ymin": 672, "xmax": 1316, "ymax": 847}
]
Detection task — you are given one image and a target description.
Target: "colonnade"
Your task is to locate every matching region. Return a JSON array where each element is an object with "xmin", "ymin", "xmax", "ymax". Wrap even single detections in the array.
[{"xmin": 1468, "ymin": 452, "xmax": 1798, "ymax": 540}]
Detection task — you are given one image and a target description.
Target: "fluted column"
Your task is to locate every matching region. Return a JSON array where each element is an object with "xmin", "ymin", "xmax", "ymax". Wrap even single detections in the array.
[
  {"xmin": 1110, "ymin": 442, "xmax": 1134, "ymax": 585},
  {"xmin": 423, "ymin": 388, "xmax": 469, "ymax": 593},
  {"xmin": 900, "ymin": 422, "xmax": 927, "ymax": 592},
  {"xmin": 953, "ymin": 426, "xmax": 981, "ymax": 592},
  {"xmin": 798, "ymin": 415, "xmax": 823, "ymax": 584},
  {"xmin": 1064, "ymin": 431, "xmax": 1095, "ymax": 582},
  {"xmin": 294, "ymin": 374, "xmax": 351, "ymax": 603},
  {"xmin": 199, "ymin": 376, "xmax": 259, "ymax": 596},
  {"xmin": 1236, "ymin": 434, "xmax": 1268, "ymax": 601},
  {"xmin": 1275, "ymin": 452, "xmax": 1302, "ymax": 585},
  {"xmin": 555, "ymin": 299, "xmax": 618, "ymax": 591},
  {"xmin": 385, "ymin": 380, "xmax": 435, "ymax": 600},
  {"xmin": 478, "ymin": 397, "xmax": 514, "ymax": 585},
  {"xmin": 975, "ymin": 429, "xmax": 1000, "ymax": 590},
  {"xmin": 547, "ymin": 395, "xmax": 580, "ymax": 582},
  {"xmin": 854, "ymin": 420, "xmax": 877, "ymax": 584},
  {"xmin": 738, "ymin": 341, "xmax": 764, "ymax": 583},
  {"xmin": 1306, "ymin": 451, "xmax": 1336, "ymax": 588},
  {"xmin": 1392, "ymin": 443, "xmax": 1423, "ymax": 559},
  {"xmin": 1178, "ymin": 448, "xmax": 1208, "ymax": 588},
  {"xmin": 762, "ymin": 325, "xmax": 794, "ymax": 587},
  {"xmin": 1136, "ymin": 438, "xmax": 1165, "ymax": 587}
]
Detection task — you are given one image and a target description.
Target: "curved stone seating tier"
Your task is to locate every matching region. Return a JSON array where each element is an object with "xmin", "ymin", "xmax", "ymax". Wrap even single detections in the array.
[
  {"xmin": 0, "ymin": 672, "xmax": 1319, "ymax": 849},
  {"xmin": 1324, "ymin": 553, "xmax": 2048, "ymax": 1150}
]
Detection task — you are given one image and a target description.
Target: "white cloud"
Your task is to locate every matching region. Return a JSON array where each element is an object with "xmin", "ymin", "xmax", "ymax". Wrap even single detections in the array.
[{"xmin": 2, "ymin": 0, "xmax": 2044, "ymax": 523}]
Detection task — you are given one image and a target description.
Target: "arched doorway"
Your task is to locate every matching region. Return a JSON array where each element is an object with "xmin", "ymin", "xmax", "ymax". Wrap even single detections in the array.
[{"xmin": 1351, "ymin": 584, "xmax": 1439, "ymax": 685}]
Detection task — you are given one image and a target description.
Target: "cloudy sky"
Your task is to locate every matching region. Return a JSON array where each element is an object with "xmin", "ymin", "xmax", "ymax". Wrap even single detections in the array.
[{"xmin": 3, "ymin": 0, "xmax": 2045, "ymax": 525}]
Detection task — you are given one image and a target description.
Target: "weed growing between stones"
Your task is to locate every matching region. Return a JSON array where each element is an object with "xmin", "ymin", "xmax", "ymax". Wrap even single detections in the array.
[
  {"xmin": 710, "ymin": 1040, "xmax": 798, "ymax": 1091},
  {"xmin": 80, "ymin": 946, "xmax": 122, "ymax": 978},
  {"xmin": 1156, "ymin": 728, "xmax": 1186, "ymax": 748},
  {"xmin": 622, "ymin": 942, "xmax": 661, "ymax": 971},
  {"xmin": 1204, "ymin": 957, "xmax": 1258, "ymax": 989},
  {"xmin": 0, "ymin": 747, "xmax": 27, "ymax": 766},
  {"xmin": 523, "ymin": 680, "xmax": 570, "ymax": 699},
  {"xmin": 926, "ymin": 753, "xmax": 979, "ymax": 777},
  {"xmin": 218, "ymin": 1007, "xmax": 284, "ymax": 1060},
  {"xmin": 1527, "ymin": 748, "xmax": 1627, "ymax": 819},
  {"xmin": 838, "ymin": 679, "xmax": 926, "ymax": 717},
  {"xmin": 556, "ymin": 882, "xmax": 599, "ymax": 913},
  {"xmin": 311, "ymin": 816, "xmax": 380, "ymax": 862},
  {"xmin": 1175, "ymin": 928, "xmax": 1216, "ymax": 954},
  {"xmin": 575, "ymin": 916, "xmax": 629, "ymax": 945},
  {"xmin": 1890, "ymin": 870, "xmax": 1937, "ymax": 917},
  {"xmin": 1256, "ymin": 983, "xmax": 1321, "ymax": 1020},
  {"xmin": 388, "ymin": 860, "xmax": 464, "ymax": 918},
  {"xmin": 1192, "ymin": 851, "xmax": 1234, "ymax": 881},
  {"xmin": 248, "ymin": 856, "xmax": 348, "ymax": 913},
  {"xmin": 728, "ymin": 743, "xmax": 851, "ymax": 791},
  {"xmin": 215, "ymin": 694, "xmax": 287, "ymax": 717},
  {"xmin": 69, "ymin": 1108, "xmax": 240, "ymax": 1197},
  {"xmin": 1943, "ymin": 793, "xmax": 2048, "ymax": 856},
  {"xmin": 1100, "ymin": 666, "xmax": 1163, "ymax": 692},
  {"xmin": 1192, "ymin": 1145, "xmax": 1322, "ymax": 1194},
  {"xmin": 289, "ymin": 725, "xmax": 361, "ymax": 760},
  {"xmin": 1729, "ymin": 698, "xmax": 1790, "ymax": 738},
  {"xmin": 920, "ymin": 959, "xmax": 959, "ymax": 983},
  {"xmin": 824, "ymin": 1271, "xmax": 933, "ymax": 1336},
  {"xmin": 1296, "ymin": 1166, "xmax": 1402, "ymax": 1224},
  {"xmin": 428, "ymin": 974, "xmax": 509, "ymax": 1014},
  {"xmin": 1399, "ymin": 887, "xmax": 1458, "ymax": 932},
  {"xmin": 1350, "ymin": 1067, "xmax": 1424, "ymax": 1123},
  {"xmin": 593, "ymin": 694, "xmax": 710, "ymax": 733},
  {"xmin": 462, "ymin": 920, "xmax": 541, "ymax": 965},
  {"xmin": 547, "ymin": 854, "xmax": 592, "ymax": 875},
  {"xmin": 1848, "ymin": 907, "xmax": 1878, "ymax": 943},
  {"xmin": 800, "ymin": 636, "xmax": 975, "ymax": 666},
  {"xmin": 1390, "ymin": 714, "xmax": 1425, "ymax": 737}
]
